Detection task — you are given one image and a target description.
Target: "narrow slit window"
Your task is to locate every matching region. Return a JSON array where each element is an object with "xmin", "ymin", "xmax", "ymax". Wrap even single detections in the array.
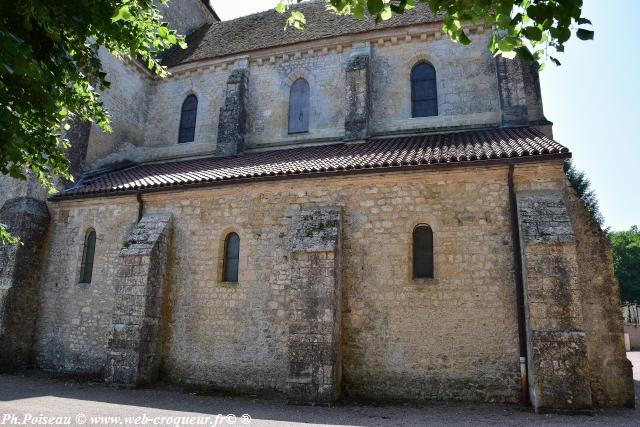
[
  {"xmin": 288, "ymin": 78, "xmax": 310, "ymax": 134},
  {"xmin": 223, "ymin": 232, "xmax": 240, "ymax": 283},
  {"xmin": 80, "ymin": 229, "xmax": 96, "ymax": 283},
  {"xmin": 413, "ymin": 225, "xmax": 434, "ymax": 279},
  {"xmin": 178, "ymin": 94, "xmax": 198, "ymax": 143},
  {"xmin": 411, "ymin": 62, "xmax": 438, "ymax": 118}
]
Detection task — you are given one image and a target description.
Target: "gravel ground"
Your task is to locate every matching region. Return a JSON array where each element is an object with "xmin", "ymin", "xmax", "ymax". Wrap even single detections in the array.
[{"xmin": 1, "ymin": 353, "xmax": 638, "ymax": 427}]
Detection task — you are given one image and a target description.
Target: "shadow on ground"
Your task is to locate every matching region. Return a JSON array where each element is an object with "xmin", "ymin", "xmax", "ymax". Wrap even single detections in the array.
[{"xmin": 0, "ymin": 356, "xmax": 638, "ymax": 427}]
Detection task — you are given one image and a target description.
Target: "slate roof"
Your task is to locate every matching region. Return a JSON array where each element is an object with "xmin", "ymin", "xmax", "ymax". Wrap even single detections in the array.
[
  {"xmin": 53, "ymin": 128, "xmax": 569, "ymax": 200},
  {"xmin": 162, "ymin": 1, "xmax": 441, "ymax": 67}
]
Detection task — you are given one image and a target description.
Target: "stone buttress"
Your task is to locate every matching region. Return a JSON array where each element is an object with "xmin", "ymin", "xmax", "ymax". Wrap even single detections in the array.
[
  {"xmin": 344, "ymin": 43, "xmax": 371, "ymax": 141},
  {"xmin": 216, "ymin": 66, "xmax": 248, "ymax": 156},
  {"xmin": 287, "ymin": 207, "xmax": 342, "ymax": 405},
  {"xmin": 0, "ymin": 197, "xmax": 50, "ymax": 371},
  {"xmin": 516, "ymin": 190, "xmax": 592, "ymax": 412},
  {"xmin": 105, "ymin": 214, "xmax": 173, "ymax": 386}
]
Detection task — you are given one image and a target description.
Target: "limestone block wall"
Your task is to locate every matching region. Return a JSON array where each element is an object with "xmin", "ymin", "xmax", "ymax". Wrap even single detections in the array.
[
  {"xmin": 39, "ymin": 164, "xmax": 526, "ymax": 401},
  {"xmin": 154, "ymin": 0, "xmax": 216, "ymax": 35},
  {"xmin": 0, "ymin": 175, "xmax": 49, "ymax": 211},
  {"xmin": 31, "ymin": 160, "xmax": 633, "ymax": 406},
  {"xmin": 564, "ymin": 183, "xmax": 635, "ymax": 407},
  {"xmin": 0, "ymin": 198, "xmax": 50, "ymax": 371},
  {"xmin": 370, "ymin": 32, "xmax": 500, "ymax": 134},
  {"xmin": 32, "ymin": 200, "xmax": 139, "ymax": 376},
  {"xmin": 85, "ymin": 48, "xmax": 152, "ymax": 167},
  {"xmin": 86, "ymin": 28, "xmax": 508, "ymax": 169},
  {"xmin": 245, "ymin": 50, "xmax": 347, "ymax": 148},
  {"xmin": 142, "ymin": 66, "xmax": 227, "ymax": 156},
  {"xmin": 514, "ymin": 162, "xmax": 635, "ymax": 407}
]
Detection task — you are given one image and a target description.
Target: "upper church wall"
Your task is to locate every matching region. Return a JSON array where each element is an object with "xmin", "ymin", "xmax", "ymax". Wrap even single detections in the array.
[
  {"xmin": 83, "ymin": 16, "xmax": 541, "ymax": 172},
  {"xmin": 85, "ymin": 47, "xmax": 152, "ymax": 167},
  {"xmin": 370, "ymin": 32, "xmax": 500, "ymax": 134}
]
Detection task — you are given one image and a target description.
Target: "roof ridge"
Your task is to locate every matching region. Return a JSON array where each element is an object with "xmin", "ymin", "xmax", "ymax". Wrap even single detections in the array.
[
  {"xmin": 216, "ymin": 0, "xmax": 324, "ymax": 23},
  {"xmin": 162, "ymin": 2, "xmax": 441, "ymax": 67}
]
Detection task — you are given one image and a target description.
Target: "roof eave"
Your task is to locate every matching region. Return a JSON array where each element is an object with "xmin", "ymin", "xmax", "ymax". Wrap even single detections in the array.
[
  {"xmin": 49, "ymin": 152, "xmax": 571, "ymax": 202},
  {"xmin": 165, "ymin": 19, "xmax": 446, "ymax": 71}
]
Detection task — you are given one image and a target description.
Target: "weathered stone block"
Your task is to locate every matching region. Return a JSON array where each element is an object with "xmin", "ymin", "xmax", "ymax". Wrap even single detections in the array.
[
  {"xmin": 529, "ymin": 331, "xmax": 592, "ymax": 412},
  {"xmin": 344, "ymin": 43, "xmax": 371, "ymax": 141},
  {"xmin": 216, "ymin": 68, "xmax": 248, "ymax": 156}
]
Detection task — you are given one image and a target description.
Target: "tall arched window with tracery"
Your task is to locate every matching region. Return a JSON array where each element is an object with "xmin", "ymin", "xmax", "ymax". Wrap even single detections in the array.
[
  {"xmin": 178, "ymin": 94, "xmax": 198, "ymax": 143},
  {"xmin": 79, "ymin": 228, "xmax": 96, "ymax": 283},
  {"xmin": 288, "ymin": 78, "xmax": 310, "ymax": 134},
  {"xmin": 411, "ymin": 62, "xmax": 438, "ymax": 118},
  {"xmin": 413, "ymin": 224, "xmax": 434, "ymax": 279}
]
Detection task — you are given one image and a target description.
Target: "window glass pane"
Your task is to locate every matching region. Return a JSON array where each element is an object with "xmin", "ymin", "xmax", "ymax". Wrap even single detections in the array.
[
  {"xmin": 178, "ymin": 95, "xmax": 198, "ymax": 143},
  {"xmin": 412, "ymin": 62, "xmax": 436, "ymax": 80},
  {"xmin": 411, "ymin": 62, "xmax": 438, "ymax": 118},
  {"xmin": 288, "ymin": 78, "xmax": 310, "ymax": 134},
  {"xmin": 80, "ymin": 230, "xmax": 96, "ymax": 283},
  {"xmin": 413, "ymin": 100, "xmax": 438, "ymax": 118},
  {"xmin": 224, "ymin": 233, "xmax": 240, "ymax": 282},
  {"xmin": 413, "ymin": 225, "xmax": 433, "ymax": 279}
]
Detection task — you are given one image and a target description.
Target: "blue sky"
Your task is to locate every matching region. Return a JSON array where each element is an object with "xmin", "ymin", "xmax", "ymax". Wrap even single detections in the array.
[{"xmin": 214, "ymin": 0, "xmax": 639, "ymax": 231}]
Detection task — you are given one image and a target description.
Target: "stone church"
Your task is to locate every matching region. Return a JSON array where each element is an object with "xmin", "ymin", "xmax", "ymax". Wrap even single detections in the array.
[{"xmin": 0, "ymin": 0, "xmax": 634, "ymax": 413}]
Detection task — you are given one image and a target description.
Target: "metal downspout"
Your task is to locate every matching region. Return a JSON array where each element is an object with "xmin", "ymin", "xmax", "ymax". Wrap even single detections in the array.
[{"xmin": 508, "ymin": 163, "xmax": 529, "ymax": 405}]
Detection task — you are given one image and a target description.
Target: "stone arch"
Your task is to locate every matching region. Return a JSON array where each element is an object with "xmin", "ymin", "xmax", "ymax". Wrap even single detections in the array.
[
  {"xmin": 75, "ymin": 224, "xmax": 97, "ymax": 284},
  {"xmin": 404, "ymin": 53, "xmax": 441, "ymax": 75},
  {"xmin": 404, "ymin": 54, "xmax": 441, "ymax": 118},
  {"xmin": 216, "ymin": 226, "xmax": 245, "ymax": 284},
  {"xmin": 408, "ymin": 216, "xmax": 439, "ymax": 281},
  {"xmin": 284, "ymin": 70, "xmax": 315, "ymax": 88},
  {"xmin": 283, "ymin": 71, "xmax": 315, "ymax": 136},
  {"xmin": 177, "ymin": 91, "xmax": 199, "ymax": 144}
]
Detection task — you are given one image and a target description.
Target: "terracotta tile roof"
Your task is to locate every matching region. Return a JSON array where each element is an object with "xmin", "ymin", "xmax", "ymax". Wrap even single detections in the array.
[
  {"xmin": 53, "ymin": 127, "xmax": 569, "ymax": 200},
  {"xmin": 161, "ymin": 1, "xmax": 441, "ymax": 67}
]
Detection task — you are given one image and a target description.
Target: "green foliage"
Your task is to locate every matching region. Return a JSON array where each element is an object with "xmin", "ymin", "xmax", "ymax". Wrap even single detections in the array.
[
  {"xmin": 0, "ymin": 223, "xmax": 21, "ymax": 246},
  {"xmin": 563, "ymin": 159, "xmax": 604, "ymax": 227},
  {"xmin": 276, "ymin": 0, "xmax": 593, "ymax": 69},
  {"xmin": 609, "ymin": 226, "xmax": 640, "ymax": 303},
  {"xmin": 0, "ymin": 0, "xmax": 184, "ymax": 244}
]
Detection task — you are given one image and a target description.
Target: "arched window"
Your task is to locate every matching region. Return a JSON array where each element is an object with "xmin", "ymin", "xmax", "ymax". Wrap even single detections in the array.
[
  {"xmin": 413, "ymin": 224, "xmax": 433, "ymax": 279},
  {"xmin": 288, "ymin": 78, "xmax": 310, "ymax": 134},
  {"xmin": 79, "ymin": 229, "xmax": 96, "ymax": 283},
  {"xmin": 178, "ymin": 94, "xmax": 198, "ymax": 143},
  {"xmin": 223, "ymin": 232, "xmax": 240, "ymax": 283},
  {"xmin": 411, "ymin": 62, "xmax": 438, "ymax": 118}
]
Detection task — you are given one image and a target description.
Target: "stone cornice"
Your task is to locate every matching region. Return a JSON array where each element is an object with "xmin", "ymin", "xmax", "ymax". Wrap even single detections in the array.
[{"xmin": 165, "ymin": 22, "xmax": 489, "ymax": 78}]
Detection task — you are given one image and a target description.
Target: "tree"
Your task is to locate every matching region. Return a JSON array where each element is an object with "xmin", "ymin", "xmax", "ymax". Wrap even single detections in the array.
[
  {"xmin": 0, "ymin": 0, "xmax": 184, "ymax": 242},
  {"xmin": 278, "ymin": 0, "xmax": 594, "ymax": 69},
  {"xmin": 609, "ymin": 226, "xmax": 640, "ymax": 303},
  {"xmin": 563, "ymin": 159, "xmax": 604, "ymax": 227}
]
